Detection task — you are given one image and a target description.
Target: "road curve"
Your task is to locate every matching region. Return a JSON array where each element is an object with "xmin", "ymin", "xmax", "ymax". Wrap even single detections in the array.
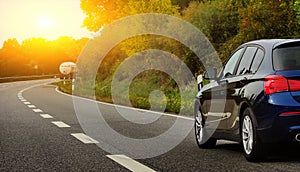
[{"xmin": 0, "ymin": 79, "xmax": 299, "ymax": 171}]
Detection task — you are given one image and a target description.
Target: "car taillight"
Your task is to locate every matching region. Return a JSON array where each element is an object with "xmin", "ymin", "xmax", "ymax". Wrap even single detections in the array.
[
  {"xmin": 264, "ymin": 75, "xmax": 289, "ymax": 95},
  {"xmin": 264, "ymin": 75, "xmax": 300, "ymax": 95},
  {"xmin": 288, "ymin": 79, "xmax": 300, "ymax": 92}
]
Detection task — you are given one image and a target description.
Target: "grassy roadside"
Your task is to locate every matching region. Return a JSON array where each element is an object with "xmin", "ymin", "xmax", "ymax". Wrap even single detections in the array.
[
  {"xmin": 52, "ymin": 81, "xmax": 72, "ymax": 95},
  {"xmin": 52, "ymin": 78, "xmax": 197, "ymax": 116}
]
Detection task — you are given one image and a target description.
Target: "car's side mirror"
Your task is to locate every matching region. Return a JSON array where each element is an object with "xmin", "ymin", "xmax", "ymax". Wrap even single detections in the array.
[{"xmin": 203, "ymin": 68, "xmax": 217, "ymax": 80}]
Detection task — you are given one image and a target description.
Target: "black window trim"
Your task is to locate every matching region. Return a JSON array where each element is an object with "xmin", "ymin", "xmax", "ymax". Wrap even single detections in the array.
[
  {"xmin": 236, "ymin": 44, "xmax": 265, "ymax": 76},
  {"xmin": 235, "ymin": 46, "xmax": 259, "ymax": 76},
  {"xmin": 220, "ymin": 47, "xmax": 246, "ymax": 79},
  {"xmin": 249, "ymin": 47, "xmax": 265, "ymax": 74}
]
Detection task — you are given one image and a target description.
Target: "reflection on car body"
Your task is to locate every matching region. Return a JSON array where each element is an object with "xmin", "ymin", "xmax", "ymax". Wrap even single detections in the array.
[{"xmin": 195, "ymin": 39, "xmax": 300, "ymax": 161}]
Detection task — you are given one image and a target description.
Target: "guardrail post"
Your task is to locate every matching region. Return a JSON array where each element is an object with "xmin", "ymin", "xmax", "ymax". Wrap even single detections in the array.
[{"xmin": 197, "ymin": 75, "xmax": 203, "ymax": 91}]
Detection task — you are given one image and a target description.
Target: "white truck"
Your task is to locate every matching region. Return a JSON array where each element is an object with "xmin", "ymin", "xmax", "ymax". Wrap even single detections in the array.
[{"xmin": 59, "ymin": 62, "xmax": 76, "ymax": 79}]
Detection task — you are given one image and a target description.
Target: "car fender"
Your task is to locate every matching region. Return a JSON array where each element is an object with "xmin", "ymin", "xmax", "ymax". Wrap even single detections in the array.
[{"xmin": 238, "ymin": 101, "xmax": 258, "ymax": 128}]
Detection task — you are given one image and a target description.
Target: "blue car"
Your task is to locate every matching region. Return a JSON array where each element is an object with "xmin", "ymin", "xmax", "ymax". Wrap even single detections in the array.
[{"xmin": 194, "ymin": 39, "xmax": 300, "ymax": 161}]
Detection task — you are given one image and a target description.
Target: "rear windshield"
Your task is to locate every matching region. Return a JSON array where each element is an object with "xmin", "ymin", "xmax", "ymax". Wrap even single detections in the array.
[{"xmin": 273, "ymin": 46, "xmax": 300, "ymax": 71}]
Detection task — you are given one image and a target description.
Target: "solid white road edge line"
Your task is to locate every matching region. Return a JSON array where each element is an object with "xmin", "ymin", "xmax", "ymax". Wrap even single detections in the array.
[
  {"xmin": 106, "ymin": 155, "xmax": 156, "ymax": 172},
  {"xmin": 18, "ymin": 79, "xmax": 58, "ymax": 94},
  {"xmin": 71, "ymin": 133, "xmax": 99, "ymax": 144},
  {"xmin": 17, "ymin": 79, "xmax": 59, "ymax": 100},
  {"xmin": 51, "ymin": 121, "xmax": 71, "ymax": 128},
  {"xmin": 54, "ymin": 87, "xmax": 193, "ymax": 121},
  {"xmin": 40, "ymin": 114, "xmax": 53, "ymax": 119}
]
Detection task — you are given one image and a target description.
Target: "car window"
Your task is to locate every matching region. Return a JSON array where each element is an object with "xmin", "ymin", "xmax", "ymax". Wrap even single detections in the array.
[
  {"xmin": 273, "ymin": 46, "xmax": 300, "ymax": 71},
  {"xmin": 221, "ymin": 48, "xmax": 244, "ymax": 78},
  {"xmin": 250, "ymin": 48, "xmax": 264, "ymax": 74},
  {"xmin": 236, "ymin": 47, "xmax": 257, "ymax": 75}
]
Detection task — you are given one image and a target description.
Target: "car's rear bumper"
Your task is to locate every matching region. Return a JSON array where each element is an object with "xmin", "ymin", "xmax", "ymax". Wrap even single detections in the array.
[
  {"xmin": 255, "ymin": 93, "xmax": 300, "ymax": 143},
  {"xmin": 257, "ymin": 116, "xmax": 300, "ymax": 143}
]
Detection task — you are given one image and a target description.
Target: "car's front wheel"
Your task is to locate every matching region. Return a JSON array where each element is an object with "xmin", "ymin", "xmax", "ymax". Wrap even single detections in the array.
[
  {"xmin": 241, "ymin": 108, "xmax": 267, "ymax": 161},
  {"xmin": 195, "ymin": 109, "xmax": 217, "ymax": 148}
]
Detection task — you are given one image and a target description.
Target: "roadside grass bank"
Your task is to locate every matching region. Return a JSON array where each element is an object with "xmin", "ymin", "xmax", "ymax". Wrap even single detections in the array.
[{"xmin": 52, "ymin": 77, "xmax": 197, "ymax": 116}]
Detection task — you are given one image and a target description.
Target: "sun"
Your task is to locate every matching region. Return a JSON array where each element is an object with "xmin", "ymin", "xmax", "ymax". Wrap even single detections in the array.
[
  {"xmin": 0, "ymin": 0, "xmax": 92, "ymax": 47},
  {"xmin": 37, "ymin": 16, "xmax": 55, "ymax": 29}
]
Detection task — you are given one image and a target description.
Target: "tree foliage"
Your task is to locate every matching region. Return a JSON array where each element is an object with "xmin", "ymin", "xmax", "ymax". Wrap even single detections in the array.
[
  {"xmin": 182, "ymin": 0, "xmax": 300, "ymax": 62},
  {"xmin": 0, "ymin": 37, "xmax": 88, "ymax": 77},
  {"xmin": 80, "ymin": 0, "xmax": 300, "ymax": 78},
  {"xmin": 81, "ymin": 0, "xmax": 178, "ymax": 32},
  {"xmin": 221, "ymin": 0, "xmax": 300, "ymax": 61},
  {"xmin": 182, "ymin": 0, "xmax": 239, "ymax": 51}
]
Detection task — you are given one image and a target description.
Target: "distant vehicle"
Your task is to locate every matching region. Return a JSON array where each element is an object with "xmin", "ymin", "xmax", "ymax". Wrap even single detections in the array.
[
  {"xmin": 59, "ymin": 62, "xmax": 76, "ymax": 79},
  {"xmin": 195, "ymin": 39, "xmax": 300, "ymax": 161}
]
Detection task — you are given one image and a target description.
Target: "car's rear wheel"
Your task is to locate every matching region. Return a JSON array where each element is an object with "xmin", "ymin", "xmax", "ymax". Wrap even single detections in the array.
[
  {"xmin": 241, "ymin": 108, "xmax": 267, "ymax": 161},
  {"xmin": 195, "ymin": 109, "xmax": 217, "ymax": 148}
]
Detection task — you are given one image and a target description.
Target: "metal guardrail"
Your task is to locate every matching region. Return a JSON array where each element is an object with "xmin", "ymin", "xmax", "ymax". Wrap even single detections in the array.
[{"xmin": 0, "ymin": 74, "xmax": 59, "ymax": 83}]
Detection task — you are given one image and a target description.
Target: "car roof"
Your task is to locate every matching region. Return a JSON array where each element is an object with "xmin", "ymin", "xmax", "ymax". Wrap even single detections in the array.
[{"xmin": 241, "ymin": 39, "xmax": 300, "ymax": 49}]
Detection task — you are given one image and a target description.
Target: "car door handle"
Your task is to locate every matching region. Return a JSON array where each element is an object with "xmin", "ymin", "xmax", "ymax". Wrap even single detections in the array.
[{"xmin": 240, "ymin": 77, "xmax": 248, "ymax": 84}]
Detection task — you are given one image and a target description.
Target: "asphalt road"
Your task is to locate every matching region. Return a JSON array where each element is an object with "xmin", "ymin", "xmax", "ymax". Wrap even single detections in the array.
[{"xmin": 0, "ymin": 79, "xmax": 300, "ymax": 171}]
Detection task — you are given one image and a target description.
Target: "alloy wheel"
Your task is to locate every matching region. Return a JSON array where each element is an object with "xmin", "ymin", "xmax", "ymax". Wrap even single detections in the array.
[
  {"xmin": 242, "ymin": 115, "xmax": 254, "ymax": 155},
  {"xmin": 195, "ymin": 110, "xmax": 204, "ymax": 143}
]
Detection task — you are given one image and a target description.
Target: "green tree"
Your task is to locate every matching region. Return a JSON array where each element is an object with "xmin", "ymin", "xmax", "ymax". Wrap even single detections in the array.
[
  {"xmin": 80, "ymin": 0, "xmax": 181, "ymax": 71},
  {"xmin": 81, "ymin": 0, "xmax": 178, "ymax": 32},
  {"xmin": 0, "ymin": 37, "xmax": 89, "ymax": 77},
  {"xmin": 182, "ymin": 0, "xmax": 300, "ymax": 64},
  {"xmin": 295, "ymin": 0, "xmax": 300, "ymax": 23},
  {"xmin": 182, "ymin": 0, "xmax": 239, "ymax": 63},
  {"xmin": 221, "ymin": 0, "xmax": 300, "ymax": 61},
  {"xmin": 239, "ymin": 0, "xmax": 298, "ymax": 41},
  {"xmin": 0, "ymin": 38, "xmax": 22, "ymax": 76}
]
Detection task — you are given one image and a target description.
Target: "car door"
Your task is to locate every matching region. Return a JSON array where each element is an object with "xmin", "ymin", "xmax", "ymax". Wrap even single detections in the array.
[
  {"xmin": 201, "ymin": 47, "xmax": 245, "ymax": 130},
  {"xmin": 202, "ymin": 46, "xmax": 262, "ymax": 131},
  {"xmin": 219, "ymin": 46, "xmax": 261, "ymax": 131}
]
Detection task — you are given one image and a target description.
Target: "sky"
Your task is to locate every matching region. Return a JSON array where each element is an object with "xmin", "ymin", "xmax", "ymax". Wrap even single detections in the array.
[{"xmin": 0, "ymin": 0, "xmax": 92, "ymax": 48}]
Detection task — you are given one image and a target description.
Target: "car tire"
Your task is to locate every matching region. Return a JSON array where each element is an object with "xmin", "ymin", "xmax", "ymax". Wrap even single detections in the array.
[
  {"xmin": 241, "ymin": 107, "xmax": 267, "ymax": 161},
  {"xmin": 195, "ymin": 109, "xmax": 217, "ymax": 149}
]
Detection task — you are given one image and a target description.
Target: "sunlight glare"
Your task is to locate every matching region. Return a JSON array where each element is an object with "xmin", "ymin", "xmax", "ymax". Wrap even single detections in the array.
[
  {"xmin": 0, "ymin": 0, "xmax": 92, "ymax": 47},
  {"xmin": 37, "ymin": 16, "xmax": 55, "ymax": 29}
]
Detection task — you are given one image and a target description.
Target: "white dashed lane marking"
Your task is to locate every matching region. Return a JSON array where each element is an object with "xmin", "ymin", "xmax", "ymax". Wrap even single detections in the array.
[
  {"xmin": 106, "ymin": 155, "xmax": 156, "ymax": 172},
  {"xmin": 40, "ymin": 114, "xmax": 53, "ymax": 119},
  {"xmin": 71, "ymin": 133, "xmax": 99, "ymax": 144},
  {"xmin": 51, "ymin": 121, "xmax": 71, "ymax": 128},
  {"xmin": 17, "ymin": 85, "xmax": 156, "ymax": 171},
  {"xmin": 33, "ymin": 109, "xmax": 43, "ymax": 113},
  {"xmin": 27, "ymin": 105, "xmax": 36, "ymax": 108}
]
